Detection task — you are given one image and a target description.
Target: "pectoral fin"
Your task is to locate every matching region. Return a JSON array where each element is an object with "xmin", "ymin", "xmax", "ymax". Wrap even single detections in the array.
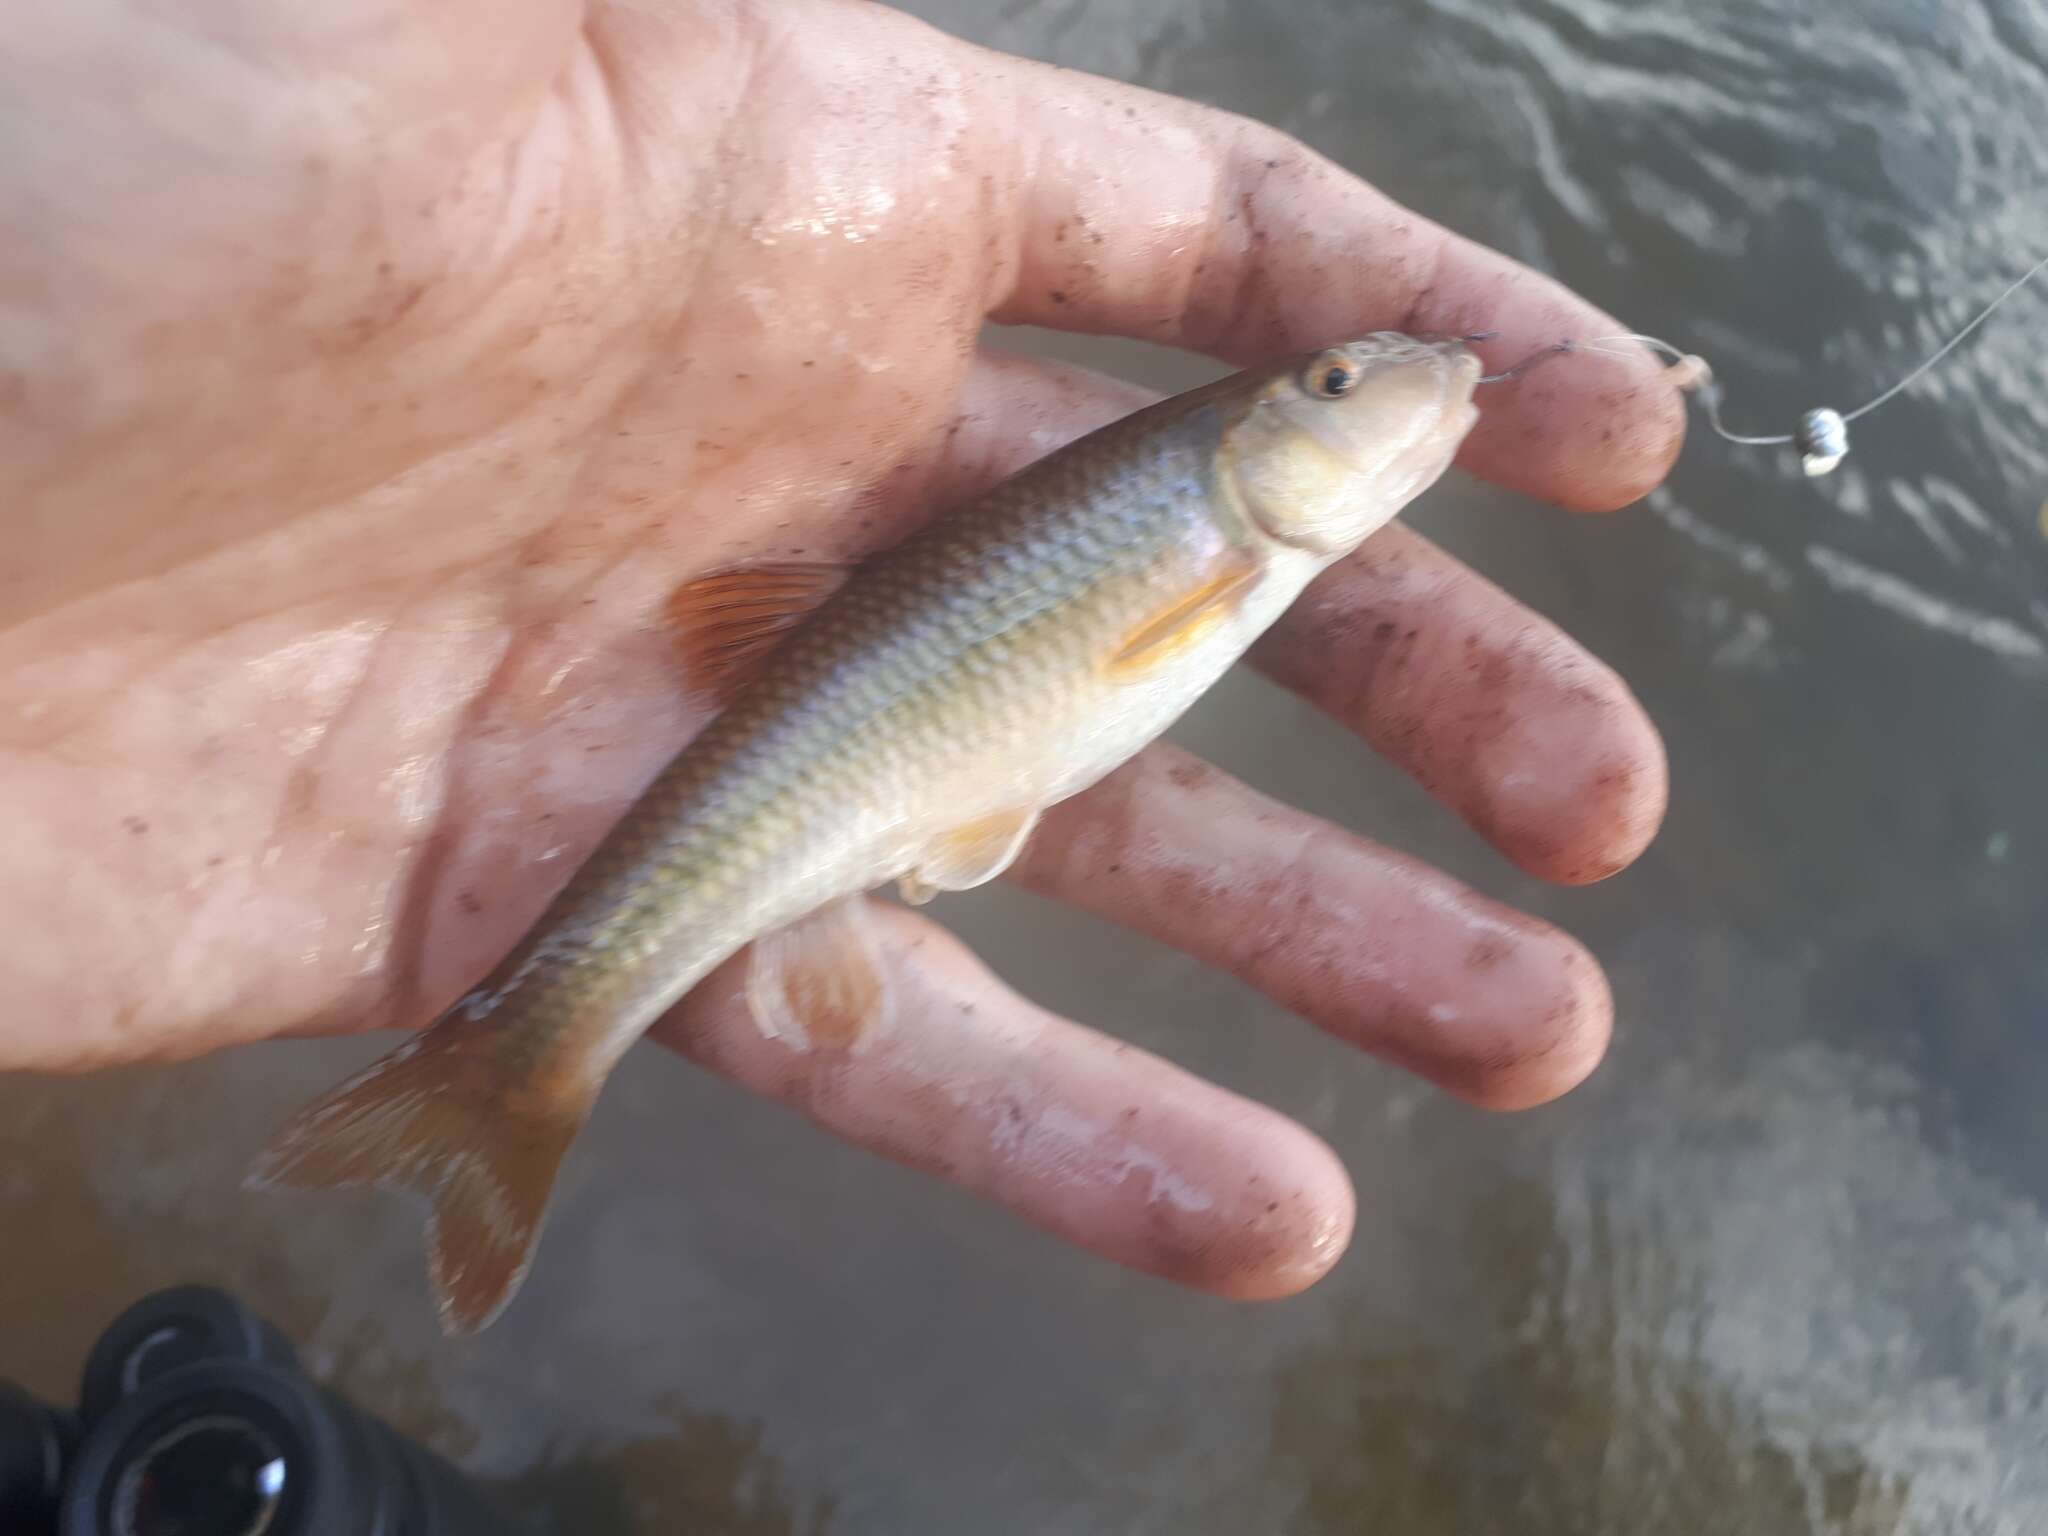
[
  {"xmin": 1108, "ymin": 554, "xmax": 1261, "ymax": 677},
  {"xmin": 666, "ymin": 561, "xmax": 849, "ymax": 708},
  {"xmin": 745, "ymin": 896, "xmax": 892, "ymax": 1053},
  {"xmin": 898, "ymin": 807, "xmax": 1043, "ymax": 906}
]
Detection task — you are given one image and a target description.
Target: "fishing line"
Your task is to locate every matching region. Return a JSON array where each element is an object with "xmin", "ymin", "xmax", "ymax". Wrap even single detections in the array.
[{"xmin": 1477, "ymin": 250, "xmax": 2048, "ymax": 477}]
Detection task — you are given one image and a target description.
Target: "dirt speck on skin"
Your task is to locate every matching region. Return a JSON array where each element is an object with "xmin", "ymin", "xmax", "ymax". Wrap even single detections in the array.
[
  {"xmin": 1153, "ymin": 861, "xmax": 1218, "ymax": 922},
  {"xmin": 320, "ymin": 284, "xmax": 430, "ymax": 358},
  {"xmin": 1134, "ymin": 1189, "xmax": 1223, "ymax": 1290},
  {"xmin": 278, "ymin": 761, "xmax": 321, "ymax": 830},
  {"xmin": 1590, "ymin": 759, "xmax": 1636, "ymax": 796},
  {"xmin": 1465, "ymin": 937, "xmax": 1509, "ymax": 972},
  {"xmin": 1381, "ymin": 627, "xmax": 1421, "ymax": 673},
  {"xmin": 1472, "ymin": 651, "xmax": 1516, "ymax": 694}
]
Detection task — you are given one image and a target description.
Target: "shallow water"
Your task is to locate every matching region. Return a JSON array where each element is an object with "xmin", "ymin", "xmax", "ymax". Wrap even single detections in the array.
[{"xmin": 5, "ymin": 1, "xmax": 2046, "ymax": 1531}]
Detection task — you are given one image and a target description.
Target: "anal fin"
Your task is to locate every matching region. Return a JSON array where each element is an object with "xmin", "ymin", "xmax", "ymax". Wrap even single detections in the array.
[{"xmin": 745, "ymin": 896, "xmax": 892, "ymax": 1053}]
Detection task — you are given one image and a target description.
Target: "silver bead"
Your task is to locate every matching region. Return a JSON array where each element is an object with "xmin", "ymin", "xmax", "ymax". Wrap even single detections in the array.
[{"xmin": 1796, "ymin": 407, "xmax": 1849, "ymax": 476}]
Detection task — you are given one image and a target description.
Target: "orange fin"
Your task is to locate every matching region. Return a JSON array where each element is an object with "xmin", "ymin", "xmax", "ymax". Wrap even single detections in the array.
[
  {"xmin": 1108, "ymin": 555, "xmax": 1260, "ymax": 677},
  {"xmin": 899, "ymin": 807, "xmax": 1042, "ymax": 906},
  {"xmin": 745, "ymin": 896, "xmax": 892, "ymax": 1053},
  {"xmin": 247, "ymin": 1027, "xmax": 595, "ymax": 1336},
  {"xmin": 665, "ymin": 561, "xmax": 848, "ymax": 708}
]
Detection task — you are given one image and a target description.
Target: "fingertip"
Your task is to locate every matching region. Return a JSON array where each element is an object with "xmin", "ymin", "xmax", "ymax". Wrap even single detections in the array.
[
  {"xmin": 1437, "ymin": 930, "xmax": 1614, "ymax": 1112},
  {"xmin": 1256, "ymin": 530, "xmax": 1670, "ymax": 889},
  {"xmin": 1493, "ymin": 351, "xmax": 1690, "ymax": 515},
  {"xmin": 1152, "ymin": 1112, "xmax": 1356, "ymax": 1301},
  {"xmin": 1020, "ymin": 747, "xmax": 1621, "ymax": 1130},
  {"xmin": 1454, "ymin": 276, "xmax": 1691, "ymax": 513},
  {"xmin": 1472, "ymin": 655, "xmax": 1670, "ymax": 885},
  {"xmin": 1598, "ymin": 366, "xmax": 1689, "ymax": 513},
  {"xmin": 874, "ymin": 909, "xmax": 1361, "ymax": 1302}
]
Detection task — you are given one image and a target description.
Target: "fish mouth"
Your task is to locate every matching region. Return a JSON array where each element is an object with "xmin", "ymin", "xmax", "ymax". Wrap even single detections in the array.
[
  {"xmin": 1384, "ymin": 349, "xmax": 1479, "ymax": 483},
  {"xmin": 1421, "ymin": 336, "xmax": 1486, "ymax": 389}
]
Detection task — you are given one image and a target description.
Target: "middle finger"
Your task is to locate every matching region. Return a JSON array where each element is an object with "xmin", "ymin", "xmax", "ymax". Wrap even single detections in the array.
[{"xmin": 1013, "ymin": 743, "xmax": 1613, "ymax": 1111}]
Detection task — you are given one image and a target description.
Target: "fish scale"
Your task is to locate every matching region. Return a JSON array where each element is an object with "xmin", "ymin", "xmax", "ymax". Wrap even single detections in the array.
[{"xmin": 250, "ymin": 332, "xmax": 1482, "ymax": 1333}]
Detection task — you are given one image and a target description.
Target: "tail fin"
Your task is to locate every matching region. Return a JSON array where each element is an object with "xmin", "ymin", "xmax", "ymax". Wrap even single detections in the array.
[{"xmin": 248, "ymin": 1028, "xmax": 595, "ymax": 1336}]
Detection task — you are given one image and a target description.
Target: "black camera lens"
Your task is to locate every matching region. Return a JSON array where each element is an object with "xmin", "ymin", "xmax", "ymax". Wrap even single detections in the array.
[
  {"xmin": 110, "ymin": 1412, "xmax": 289, "ymax": 1536},
  {"xmin": 9, "ymin": 1287, "xmax": 512, "ymax": 1536},
  {"xmin": 64, "ymin": 1366, "xmax": 316, "ymax": 1536},
  {"xmin": 62, "ymin": 1356, "xmax": 510, "ymax": 1536}
]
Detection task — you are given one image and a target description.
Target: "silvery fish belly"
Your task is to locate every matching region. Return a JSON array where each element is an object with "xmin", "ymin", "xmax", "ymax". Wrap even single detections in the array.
[{"xmin": 249, "ymin": 333, "xmax": 1483, "ymax": 1334}]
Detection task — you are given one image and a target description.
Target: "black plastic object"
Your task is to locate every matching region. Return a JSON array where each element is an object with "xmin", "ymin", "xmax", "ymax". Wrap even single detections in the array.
[
  {"xmin": 75, "ymin": 1285, "xmax": 299, "ymax": 1435},
  {"xmin": 3, "ymin": 1285, "xmax": 511, "ymax": 1536},
  {"xmin": 0, "ymin": 1380, "xmax": 76, "ymax": 1533}
]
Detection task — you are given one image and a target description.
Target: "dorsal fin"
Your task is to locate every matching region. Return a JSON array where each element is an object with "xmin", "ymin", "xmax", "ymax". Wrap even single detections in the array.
[{"xmin": 664, "ymin": 561, "xmax": 848, "ymax": 707}]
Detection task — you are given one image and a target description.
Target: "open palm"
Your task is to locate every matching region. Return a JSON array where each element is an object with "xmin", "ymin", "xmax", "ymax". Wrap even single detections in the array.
[{"xmin": 3, "ymin": 0, "xmax": 1680, "ymax": 1297}]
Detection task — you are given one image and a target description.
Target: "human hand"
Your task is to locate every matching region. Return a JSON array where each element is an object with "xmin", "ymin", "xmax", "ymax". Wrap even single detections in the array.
[{"xmin": 2, "ymin": 0, "xmax": 1679, "ymax": 1297}]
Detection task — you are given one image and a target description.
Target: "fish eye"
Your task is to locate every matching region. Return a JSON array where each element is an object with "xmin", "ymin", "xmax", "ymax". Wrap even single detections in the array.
[{"xmin": 1304, "ymin": 352, "xmax": 1357, "ymax": 399}]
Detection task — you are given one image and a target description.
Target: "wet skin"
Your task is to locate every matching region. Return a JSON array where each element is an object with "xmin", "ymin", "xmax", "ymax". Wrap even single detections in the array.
[{"xmin": 1, "ymin": 0, "xmax": 1681, "ymax": 1298}]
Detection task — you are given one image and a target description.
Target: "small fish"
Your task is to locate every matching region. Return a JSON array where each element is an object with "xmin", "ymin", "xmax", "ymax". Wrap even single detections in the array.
[{"xmin": 250, "ymin": 334, "xmax": 1482, "ymax": 1333}]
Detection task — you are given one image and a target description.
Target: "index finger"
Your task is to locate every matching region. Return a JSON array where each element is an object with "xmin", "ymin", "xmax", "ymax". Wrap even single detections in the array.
[{"xmin": 971, "ymin": 48, "xmax": 1684, "ymax": 511}]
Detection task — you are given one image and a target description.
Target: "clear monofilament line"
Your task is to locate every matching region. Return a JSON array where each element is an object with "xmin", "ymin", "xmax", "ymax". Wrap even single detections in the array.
[
  {"xmin": 1835, "ymin": 249, "xmax": 2048, "ymax": 423},
  {"xmin": 1565, "ymin": 249, "xmax": 2048, "ymax": 455},
  {"xmin": 1577, "ymin": 334, "xmax": 1793, "ymax": 445}
]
